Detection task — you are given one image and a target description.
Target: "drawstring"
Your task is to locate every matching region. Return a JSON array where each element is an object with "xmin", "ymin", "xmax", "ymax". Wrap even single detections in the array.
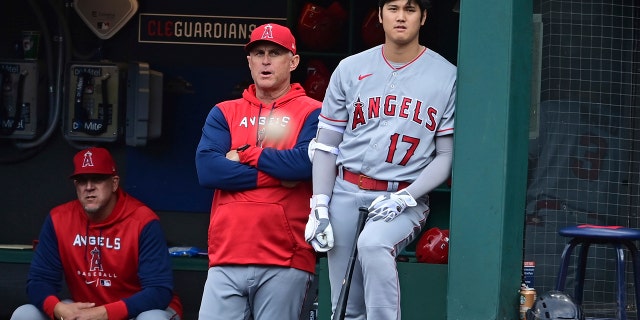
[
  {"xmin": 256, "ymin": 103, "xmax": 263, "ymax": 146},
  {"xmin": 256, "ymin": 102, "xmax": 276, "ymax": 147}
]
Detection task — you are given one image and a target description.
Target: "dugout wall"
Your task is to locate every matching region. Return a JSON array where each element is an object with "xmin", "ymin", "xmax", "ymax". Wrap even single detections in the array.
[{"xmin": 448, "ymin": 0, "xmax": 532, "ymax": 319}]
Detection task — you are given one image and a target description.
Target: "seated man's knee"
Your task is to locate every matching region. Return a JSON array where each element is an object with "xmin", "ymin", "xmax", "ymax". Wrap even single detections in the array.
[
  {"xmin": 136, "ymin": 308, "xmax": 180, "ymax": 320},
  {"xmin": 357, "ymin": 242, "xmax": 391, "ymax": 262},
  {"xmin": 11, "ymin": 304, "xmax": 47, "ymax": 320}
]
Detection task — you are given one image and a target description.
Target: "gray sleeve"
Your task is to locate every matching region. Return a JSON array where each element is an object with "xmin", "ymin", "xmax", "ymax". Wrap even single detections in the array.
[
  {"xmin": 312, "ymin": 128, "xmax": 343, "ymax": 197},
  {"xmin": 405, "ymin": 134, "xmax": 454, "ymax": 198}
]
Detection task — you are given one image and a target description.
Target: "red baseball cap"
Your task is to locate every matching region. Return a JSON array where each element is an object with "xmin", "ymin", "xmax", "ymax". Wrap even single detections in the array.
[
  {"xmin": 245, "ymin": 23, "xmax": 297, "ymax": 55},
  {"xmin": 70, "ymin": 147, "xmax": 117, "ymax": 178}
]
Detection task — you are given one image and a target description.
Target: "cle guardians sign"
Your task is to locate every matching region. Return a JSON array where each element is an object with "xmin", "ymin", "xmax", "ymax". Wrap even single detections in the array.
[{"xmin": 138, "ymin": 13, "xmax": 286, "ymax": 46}]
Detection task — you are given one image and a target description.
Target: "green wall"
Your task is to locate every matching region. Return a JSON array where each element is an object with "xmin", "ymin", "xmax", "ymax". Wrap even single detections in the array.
[{"xmin": 448, "ymin": 0, "xmax": 532, "ymax": 319}]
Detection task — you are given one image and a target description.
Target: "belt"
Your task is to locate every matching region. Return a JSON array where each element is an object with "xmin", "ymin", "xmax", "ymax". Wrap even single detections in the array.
[{"xmin": 342, "ymin": 168, "xmax": 410, "ymax": 192}]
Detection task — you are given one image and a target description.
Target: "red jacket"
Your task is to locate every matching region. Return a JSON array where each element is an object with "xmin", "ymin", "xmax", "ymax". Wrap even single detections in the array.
[
  {"xmin": 196, "ymin": 83, "xmax": 321, "ymax": 274},
  {"xmin": 28, "ymin": 189, "xmax": 182, "ymax": 319}
]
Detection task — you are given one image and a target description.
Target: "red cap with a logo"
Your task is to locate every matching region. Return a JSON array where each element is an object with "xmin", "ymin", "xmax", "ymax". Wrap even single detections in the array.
[
  {"xmin": 70, "ymin": 147, "xmax": 117, "ymax": 178},
  {"xmin": 245, "ymin": 23, "xmax": 297, "ymax": 55}
]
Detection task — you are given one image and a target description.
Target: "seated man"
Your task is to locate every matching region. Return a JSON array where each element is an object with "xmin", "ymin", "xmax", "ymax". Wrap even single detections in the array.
[{"xmin": 11, "ymin": 147, "xmax": 182, "ymax": 320}]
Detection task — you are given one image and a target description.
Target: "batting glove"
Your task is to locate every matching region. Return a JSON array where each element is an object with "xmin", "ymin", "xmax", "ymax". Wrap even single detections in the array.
[
  {"xmin": 305, "ymin": 194, "xmax": 334, "ymax": 252},
  {"xmin": 368, "ymin": 189, "xmax": 417, "ymax": 222}
]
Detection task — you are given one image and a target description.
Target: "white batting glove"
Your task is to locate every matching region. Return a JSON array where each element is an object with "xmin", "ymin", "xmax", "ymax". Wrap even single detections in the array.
[
  {"xmin": 368, "ymin": 189, "xmax": 417, "ymax": 222},
  {"xmin": 305, "ymin": 194, "xmax": 334, "ymax": 252}
]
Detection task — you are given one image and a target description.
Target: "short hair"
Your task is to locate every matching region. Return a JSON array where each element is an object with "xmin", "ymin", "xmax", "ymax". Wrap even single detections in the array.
[{"xmin": 378, "ymin": 0, "xmax": 431, "ymax": 10}]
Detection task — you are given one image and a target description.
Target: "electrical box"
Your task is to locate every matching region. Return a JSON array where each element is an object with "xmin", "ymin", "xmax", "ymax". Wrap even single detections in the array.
[
  {"xmin": 0, "ymin": 60, "xmax": 41, "ymax": 139},
  {"xmin": 126, "ymin": 62, "xmax": 163, "ymax": 146},
  {"xmin": 64, "ymin": 62, "xmax": 126, "ymax": 142}
]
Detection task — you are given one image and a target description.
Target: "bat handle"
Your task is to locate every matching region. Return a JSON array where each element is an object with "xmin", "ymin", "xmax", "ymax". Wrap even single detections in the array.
[
  {"xmin": 357, "ymin": 207, "xmax": 368, "ymax": 227},
  {"xmin": 332, "ymin": 207, "xmax": 369, "ymax": 320}
]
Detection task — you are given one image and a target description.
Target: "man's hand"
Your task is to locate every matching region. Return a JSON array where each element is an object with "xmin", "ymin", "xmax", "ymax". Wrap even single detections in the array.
[
  {"xmin": 54, "ymin": 301, "xmax": 96, "ymax": 320},
  {"xmin": 226, "ymin": 149, "xmax": 240, "ymax": 162},
  {"xmin": 368, "ymin": 189, "xmax": 417, "ymax": 222},
  {"xmin": 305, "ymin": 194, "xmax": 334, "ymax": 252},
  {"xmin": 226, "ymin": 144, "xmax": 250, "ymax": 162},
  {"xmin": 305, "ymin": 206, "xmax": 334, "ymax": 252},
  {"xmin": 75, "ymin": 305, "xmax": 109, "ymax": 320}
]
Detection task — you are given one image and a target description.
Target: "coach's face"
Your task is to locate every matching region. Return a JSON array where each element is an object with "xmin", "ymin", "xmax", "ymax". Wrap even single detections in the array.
[
  {"xmin": 74, "ymin": 174, "xmax": 119, "ymax": 221},
  {"xmin": 247, "ymin": 42, "xmax": 300, "ymax": 97}
]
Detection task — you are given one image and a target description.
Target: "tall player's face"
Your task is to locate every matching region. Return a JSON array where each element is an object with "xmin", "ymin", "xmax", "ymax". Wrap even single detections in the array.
[
  {"xmin": 379, "ymin": 0, "xmax": 426, "ymax": 46},
  {"xmin": 74, "ymin": 174, "xmax": 119, "ymax": 221},
  {"xmin": 247, "ymin": 43, "xmax": 300, "ymax": 96}
]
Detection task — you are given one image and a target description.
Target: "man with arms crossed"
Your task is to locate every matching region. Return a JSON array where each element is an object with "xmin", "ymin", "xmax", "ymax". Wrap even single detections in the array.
[{"xmin": 195, "ymin": 23, "xmax": 321, "ymax": 320}]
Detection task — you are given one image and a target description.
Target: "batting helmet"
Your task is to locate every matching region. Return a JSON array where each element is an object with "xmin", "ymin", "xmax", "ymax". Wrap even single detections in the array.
[
  {"xmin": 297, "ymin": 1, "xmax": 347, "ymax": 50},
  {"xmin": 303, "ymin": 59, "xmax": 330, "ymax": 101},
  {"xmin": 361, "ymin": 8, "xmax": 385, "ymax": 48},
  {"xmin": 415, "ymin": 227, "xmax": 450, "ymax": 264},
  {"xmin": 526, "ymin": 291, "xmax": 584, "ymax": 320}
]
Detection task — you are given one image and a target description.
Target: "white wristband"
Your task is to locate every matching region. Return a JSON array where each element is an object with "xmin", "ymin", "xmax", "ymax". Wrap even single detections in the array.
[{"xmin": 310, "ymin": 194, "xmax": 331, "ymax": 208}]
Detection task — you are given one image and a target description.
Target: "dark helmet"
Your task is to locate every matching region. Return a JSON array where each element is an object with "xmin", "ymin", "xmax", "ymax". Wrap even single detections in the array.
[{"xmin": 526, "ymin": 290, "xmax": 584, "ymax": 320}]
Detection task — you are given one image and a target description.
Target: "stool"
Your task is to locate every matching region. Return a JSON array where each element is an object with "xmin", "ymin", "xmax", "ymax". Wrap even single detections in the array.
[{"xmin": 555, "ymin": 224, "xmax": 640, "ymax": 320}]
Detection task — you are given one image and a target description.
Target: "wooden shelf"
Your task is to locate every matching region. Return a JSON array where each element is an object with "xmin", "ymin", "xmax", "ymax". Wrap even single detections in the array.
[{"xmin": 0, "ymin": 248, "xmax": 210, "ymax": 272}]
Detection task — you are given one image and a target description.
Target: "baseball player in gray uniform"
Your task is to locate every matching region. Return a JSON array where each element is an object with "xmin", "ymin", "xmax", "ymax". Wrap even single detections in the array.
[{"xmin": 304, "ymin": 0, "xmax": 456, "ymax": 319}]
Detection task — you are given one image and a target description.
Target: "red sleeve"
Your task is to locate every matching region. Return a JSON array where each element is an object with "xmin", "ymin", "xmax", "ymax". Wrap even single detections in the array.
[
  {"xmin": 43, "ymin": 295, "xmax": 61, "ymax": 319},
  {"xmin": 104, "ymin": 300, "xmax": 128, "ymax": 320}
]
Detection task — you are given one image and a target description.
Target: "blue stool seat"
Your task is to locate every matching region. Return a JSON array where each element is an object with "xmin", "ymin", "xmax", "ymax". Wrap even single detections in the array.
[{"xmin": 555, "ymin": 225, "xmax": 640, "ymax": 320}]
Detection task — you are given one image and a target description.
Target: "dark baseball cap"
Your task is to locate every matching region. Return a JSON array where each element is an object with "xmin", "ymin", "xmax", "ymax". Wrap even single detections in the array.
[
  {"xmin": 245, "ymin": 23, "xmax": 297, "ymax": 55},
  {"xmin": 70, "ymin": 147, "xmax": 117, "ymax": 178}
]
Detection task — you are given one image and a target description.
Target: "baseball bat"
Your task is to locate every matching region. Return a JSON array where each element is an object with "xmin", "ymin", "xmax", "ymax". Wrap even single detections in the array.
[{"xmin": 332, "ymin": 206, "xmax": 369, "ymax": 320}]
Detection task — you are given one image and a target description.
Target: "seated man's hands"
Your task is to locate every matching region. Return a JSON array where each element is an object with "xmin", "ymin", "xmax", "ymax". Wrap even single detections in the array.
[
  {"xmin": 305, "ymin": 194, "xmax": 334, "ymax": 252},
  {"xmin": 368, "ymin": 189, "xmax": 417, "ymax": 222},
  {"xmin": 55, "ymin": 301, "xmax": 103, "ymax": 320}
]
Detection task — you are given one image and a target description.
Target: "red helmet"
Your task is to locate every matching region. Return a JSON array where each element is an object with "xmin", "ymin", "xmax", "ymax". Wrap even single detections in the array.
[
  {"xmin": 361, "ymin": 8, "xmax": 385, "ymax": 48},
  {"xmin": 303, "ymin": 59, "xmax": 330, "ymax": 101},
  {"xmin": 297, "ymin": 1, "xmax": 347, "ymax": 51},
  {"xmin": 416, "ymin": 228, "xmax": 450, "ymax": 264}
]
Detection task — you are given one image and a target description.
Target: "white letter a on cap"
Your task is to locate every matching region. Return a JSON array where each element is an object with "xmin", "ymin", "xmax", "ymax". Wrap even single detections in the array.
[
  {"xmin": 82, "ymin": 151, "xmax": 94, "ymax": 168},
  {"xmin": 261, "ymin": 24, "xmax": 273, "ymax": 40}
]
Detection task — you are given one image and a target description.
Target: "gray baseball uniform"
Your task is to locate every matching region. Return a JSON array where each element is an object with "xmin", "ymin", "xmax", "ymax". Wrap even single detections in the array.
[{"xmin": 319, "ymin": 44, "xmax": 456, "ymax": 319}]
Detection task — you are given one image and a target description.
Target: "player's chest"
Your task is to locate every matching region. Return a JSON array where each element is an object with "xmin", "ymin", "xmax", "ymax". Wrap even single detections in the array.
[{"xmin": 345, "ymin": 73, "xmax": 444, "ymax": 105}]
